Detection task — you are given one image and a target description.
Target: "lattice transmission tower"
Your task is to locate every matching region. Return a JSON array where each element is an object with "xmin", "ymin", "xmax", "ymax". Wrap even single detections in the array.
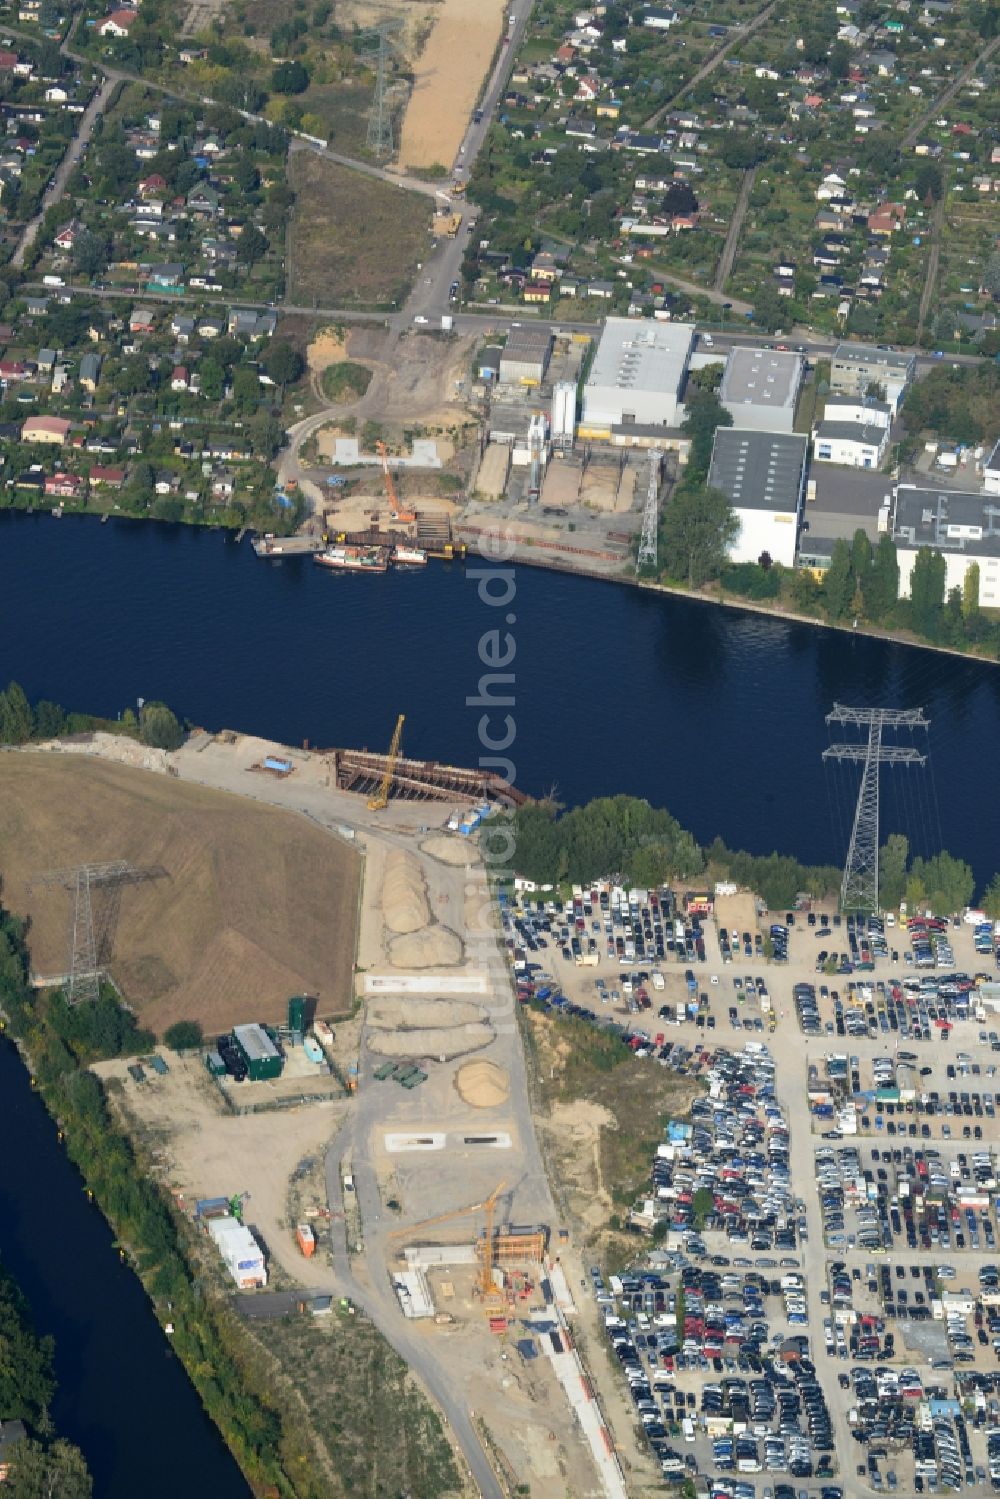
[
  {"xmin": 822, "ymin": 704, "xmax": 929, "ymax": 914},
  {"xmin": 366, "ymin": 19, "xmax": 403, "ymax": 160},
  {"xmin": 636, "ymin": 448, "xmax": 662, "ymax": 574},
  {"xmin": 30, "ymin": 861, "xmax": 168, "ymax": 1004}
]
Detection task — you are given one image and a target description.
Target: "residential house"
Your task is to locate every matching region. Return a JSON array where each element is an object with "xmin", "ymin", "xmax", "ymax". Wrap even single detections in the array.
[
  {"xmin": 867, "ymin": 203, "xmax": 905, "ymax": 235},
  {"xmin": 642, "ymin": 7, "xmax": 678, "ymax": 27},
  {"xmin": 171, "ymin": 313, "xmax": 196, "ymax": 342},
  {"xmin": 138, "ymin": 172, "xmax": 168, "ymax": 198},
  {"xmin": 44, "ymin": 471, "xmax": 83, "ymax": 499},
  {"xmin": 187, "ymin": 183, "xmax": 221, "ymax": 216},
  {"xmin": 53, "ymin": 221, "xmax": 77, "ymax": 251},
  {"xmin": 79, "ymin": 352, "xmax": 101, "ymax": 392},
  {"xmin": 197, "ymin": 316, "xmax": 224, "ymax": 339},
  {"xmin": 170, "ymin": 365, "xmax": 190, "ymax": 391},
  {"xmin": 128, "ymin": 307, "xmax": 156, "ymax": 334},
  {"xmin": 227, "ymin": 309, "xmax": 276, "ymax": 339},
  {"xmin": 812, "ymin": 418, "xmax": 889, "ymax": 468},
  {"xmin": 523, "ymin": 282, "xmax": 551, "ymax": 304},
  {"xmin": 98, "ymin": 8, "xmax": 138, "ymax": 36},
  {"xmin": 89, "ymin": 465, "xmax": 125, "ymax": 488},
  {"xmin": 21, "ymin": 415, "xmax": 71, "ymax": 445}
]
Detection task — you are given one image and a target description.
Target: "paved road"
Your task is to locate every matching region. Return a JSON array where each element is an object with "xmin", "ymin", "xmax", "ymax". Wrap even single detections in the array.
[{"xmin": 11, "ymin": 73, "xmax": 118, "ymax": 270}]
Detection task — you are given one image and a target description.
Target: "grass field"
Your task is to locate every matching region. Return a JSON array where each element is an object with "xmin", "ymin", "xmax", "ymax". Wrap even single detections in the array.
[
  {"xmin": 257, "ymin": 1312, "xmax": 463, "ymax": 1499},
  {"xmin": 289, "ymin": 154, "xmax": 431, "ymax": 309},
  {"xmin": 0, "ymin": 756, "xmax": 360, "ymax": 1034}
]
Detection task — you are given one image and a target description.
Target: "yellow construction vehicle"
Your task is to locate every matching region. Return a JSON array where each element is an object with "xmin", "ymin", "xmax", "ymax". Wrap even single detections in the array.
[{"xmin": 367, "ymin": 713, "xmax": 404, "ymax": 811}]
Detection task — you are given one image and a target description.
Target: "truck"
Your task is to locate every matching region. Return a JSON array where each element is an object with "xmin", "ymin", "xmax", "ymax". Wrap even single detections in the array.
[{"xmin": 441, "ymin": 314, "xmax": 454, "ymax": 331}]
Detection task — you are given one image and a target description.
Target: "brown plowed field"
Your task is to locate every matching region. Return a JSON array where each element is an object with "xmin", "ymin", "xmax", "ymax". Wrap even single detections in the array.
[{"xmin": 0, "ymin": 755, "xmax": 360, "ymax": 1035}]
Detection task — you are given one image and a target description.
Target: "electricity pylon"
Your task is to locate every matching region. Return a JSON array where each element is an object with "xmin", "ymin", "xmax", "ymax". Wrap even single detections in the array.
[
  {"xmin": 822, "ymin": 704, "xmax": 929, "ymax": 914},
  {"xmin": 636, "ymin": 449, "xmax": 662, "ymax": 574},
  {"xmin": 30, "ymin": 861, "xmax": 168, "ymax": 1004},
  {"xmin": 366, "ymin": 19, "xmax": 403, "ymax": 160}
]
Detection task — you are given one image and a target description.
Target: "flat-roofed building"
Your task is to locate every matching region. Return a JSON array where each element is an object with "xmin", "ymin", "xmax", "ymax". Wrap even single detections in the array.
[
  {"xmin": 797, "ymin": 468, "xmax": 894, "ymax": 571},
  {"xmin": 498, "ymin": 328, "xmax": 553, "ymax": 386},
  {"xmin": 830, "ymin": 342, "xmax": 915, "ymax": 412},
  {"xmin": 719, "ymin": 346, "xmax": 804, "ymax": 432},
  {"xmin": 893, "ymin": 482, "xmax": 1000, "ymax": 606},
  {"xmin": 581, "ymin": 317, "xmax": 695, "ymax": 432},
  {"xmin": 708, "ymin": 428, "xmax": 809, "ymax": 566},
  {"xmin": 812, "ymin": 419, "xmax": 889, "ymax": 469}
]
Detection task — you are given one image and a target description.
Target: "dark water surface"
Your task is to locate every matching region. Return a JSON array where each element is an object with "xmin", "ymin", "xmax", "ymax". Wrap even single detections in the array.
[
  {"xmin": 0, "ymin": 1042, "xmax": 251, "ymax": 1496},
  {"xmin": 2, "ymin": 511, "xmax": 998, "ymax": 882}
]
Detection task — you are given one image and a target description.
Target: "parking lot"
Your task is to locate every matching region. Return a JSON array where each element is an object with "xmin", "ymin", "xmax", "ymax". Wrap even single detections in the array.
[{"xmin": 502, "ymin": 881, "xmax": 1000, "ymax": 1497}]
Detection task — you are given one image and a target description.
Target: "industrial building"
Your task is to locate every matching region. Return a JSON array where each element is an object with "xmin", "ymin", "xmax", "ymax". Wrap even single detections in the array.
[
  {"xmin": 207, "ymin": 1215, "xmax": 267, "ymax": 1289},
  {"xmin": 581, "ymin": 317, "xmax": 694, "ymax": 433},
  {"xmin": 232, "ymin": 1023, "xmax": 283, "ymax": 1082},
  {"xmin": 498, "ymin": 328, "xmax": 553, "ymax": 386},
  {"xmin": 708, "ymin": 428, "xmax": 809, "ymax": 567},
  {"xmin": 797, "ymin": 468, "xmax": 894, "ymax": 572},
  {"xmin": 829, "ymin": 342, "xmax": 915, "ymax": 412},
  {"xmin": 892, "ymin": 483, "xmax": 1000, "ymax": 606},
  {"xmin": 719, "ymin": 346, "xmax": 804, "ymax": 433}
]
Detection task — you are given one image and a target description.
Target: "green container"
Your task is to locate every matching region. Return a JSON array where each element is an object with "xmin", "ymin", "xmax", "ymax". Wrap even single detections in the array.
[{"xmin": 287, "ymin": 996, "xmax": 306, "ymax": 1035}]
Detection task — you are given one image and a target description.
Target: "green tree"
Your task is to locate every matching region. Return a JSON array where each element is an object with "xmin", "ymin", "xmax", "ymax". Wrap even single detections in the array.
[
  {"xmin": 263, "ymin": 342, "xmax": 304, "ymax": 385},
  {"xmin": 163, "ymin": 1020, "xmax": 203, "ymax": 1051},
  {"xmin": 232, "ymin": 366, "xmax": 260, "ymax": 411},
  {"xmin": 822, "ymin": 539, "xmax": 854, "ymax": 619},
  {"xmin": 33, "ymin": 701, "xmax": 66, "ymax": 740},
  {"xmin": 71, "ymin": 229, "xmax": 108, "ymax": 278},
  {"xmin": 908, "ymin": 851, "xmax": 975, "ymax": 915},
  {"xmin": 962, "ymin": 561, "xmax": 980, "ymax": 618},
  {"xmin": 272, "ymin": 59, "xmax": 309, "ymax": 94},
  {"xmin": 864, "ymin": 534, "xmax": 899, "ymax": 621},
  {"xmin": 681, "ymin": 386, "xmax": 732, "ymax": 475},
  {"xmin": 138, "ymin": 702, "xmax": 183, "ymax": 751},
  {"xmin": 661, "ymin": 482, "xmax": 738, "ymax": 586},
  {"xmin": 752, "ymin": 279, "xmax": 786, "ymax": 334},
  {"xmin": 983, "ymin": 252, "xmax": 1000, "ymax": 299},
  {"xmin": 879, "ymin": 833, "xmax": 909, "ymax": 911},
  {"xmin": 981, "ymin": 873, "xmax": 1000, "ymax": 921},
  {"xmin": 199, "ymin": 358, "xmax": 225, "ymax": 402},
  {"xmin": 909, "ymin": 547, "xmax": 946, "ymax": 638},
  {"xmin": 915, "ymin": 160, "xmax": 944, "ymax": 203},
  {"xmin": 6, "ymin": 1437, "xmax": 92, "ymax": 1499},
  {"xmin": 851, "ymin": 528, "xmax": 872, "ymax": 581},
  {"xmin": 0, "ymin": 681, "xmax": 34, "ymax": 743},
  {"xmin": 236, "ymin": 224, "xmax": 267, "ymax": 266}
]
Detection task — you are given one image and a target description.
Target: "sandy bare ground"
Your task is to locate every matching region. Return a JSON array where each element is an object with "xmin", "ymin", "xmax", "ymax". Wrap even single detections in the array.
[
  {"xmin": 398, "ymin": 0, "xmax": 506, "ymax": 169},
  {"xmin": 99, "ymin": 1052, "xmax": 344, "ymax": 1288},
  {"xmin": 307, "ymin": 328, "xmax": 350, "ymax": 373}
]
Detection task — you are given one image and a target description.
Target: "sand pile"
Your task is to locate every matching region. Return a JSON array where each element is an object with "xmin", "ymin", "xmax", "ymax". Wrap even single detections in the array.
[
  {"xmin": 382, "ymin": 849, "xmax": 430, "ymax": 934},
  {"xmin": 389, "ymin": 926, "xmax": 463, "ymax": 967},
  {"xmin": 369, "ymin": 1024, "xmax": 494, "ymax": 1060},
  {"xmin": 369, "ymin": 997, "xmax": 486, "ymax": 1031},
  {"xmin": 420, "ymin": 836, "xmax": 473, "ymax": 866},
  {"xmin": 455, "ymin": 1059, "xmax": 510, "ymax": 1108}
]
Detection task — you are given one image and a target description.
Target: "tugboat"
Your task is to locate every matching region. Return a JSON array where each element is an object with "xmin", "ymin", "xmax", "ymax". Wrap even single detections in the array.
[
  {"xmin": 314, "ymin": 544, "xmax": 388, "ymax": 574},
  {"xmin": 392, "ymin": 544, "xmax": 428, "ymax": 567}
]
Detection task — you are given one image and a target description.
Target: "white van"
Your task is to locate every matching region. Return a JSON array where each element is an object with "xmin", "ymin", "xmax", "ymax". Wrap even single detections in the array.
[{"xmin": 682, "ymin": 1418, "xmax": 695, "ymax": 1443}]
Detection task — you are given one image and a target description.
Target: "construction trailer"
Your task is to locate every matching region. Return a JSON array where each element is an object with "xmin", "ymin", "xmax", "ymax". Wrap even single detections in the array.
[
  {"xmin": 207, "ymin": 1215, "xmax": 267, "ymax": 1288},
  {"xmin": 232, "ymin": 1023, "xmax": 283, "ymax": 1082}
]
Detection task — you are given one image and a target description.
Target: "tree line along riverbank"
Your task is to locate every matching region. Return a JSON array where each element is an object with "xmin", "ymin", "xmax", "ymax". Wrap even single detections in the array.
[{"xmin": 0, "ymin": 1250, "xmax": 92, "ymax": 1496}]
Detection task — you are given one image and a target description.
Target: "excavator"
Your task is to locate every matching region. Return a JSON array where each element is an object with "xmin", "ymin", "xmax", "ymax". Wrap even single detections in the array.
[{"xmin": 376, "ymin": 440, "xmax": 416, "ymax": 526}]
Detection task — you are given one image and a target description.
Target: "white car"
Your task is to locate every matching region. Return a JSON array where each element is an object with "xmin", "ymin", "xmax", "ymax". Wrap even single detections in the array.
[
  {"xmin": 413, "ymin": 314, "xmax": 429, "ymax": 324},
  {"xmin": 710, "ymin": 974, "xmax": 720, "ymax": 985}
]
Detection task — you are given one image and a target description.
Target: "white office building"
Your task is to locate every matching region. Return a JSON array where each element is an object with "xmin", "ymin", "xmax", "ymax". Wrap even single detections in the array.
[{"xmin": 812, "ymin": 419, "xmax": 889, "ymax": 469}]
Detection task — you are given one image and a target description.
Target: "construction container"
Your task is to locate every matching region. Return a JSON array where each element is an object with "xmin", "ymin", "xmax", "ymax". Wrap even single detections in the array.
[
  {"xmin": 147, "ymin": 1054, "xmax": 169, "ymax": 1076},
  {"xmin": 313, "ymin": 1019, "xmax": 334, "ymax": 1047},
  {"xmin": 205, "ymin": 1050, "xmax": 227, "ymax": 1077},
  {"xmin": 195, "ymin": 1196, "xmax": 231, "ymax": 1221},
  {"xmin": 400, "ymin": 1069, "xmax": 428, "ymax": 1090},
  {"xmin": 207, "ymin": 1215, "xmax": 267, "ymax": 1288},
  {"xmin": 263, "ymin": 756, "xmax": 293, "ymax": 775},
  {"xmin": 374, "ymin": 1061, "xmax": 397, "ymax": 1081},
  {"xmin": 233, "ymin": 1023, "xmax": 283, "ymax": 1082},
  {"xmin": 287, "ymin": 995, "xmax": 306, "ymax": 1036},
  {"xmin": 296, "ymin": 1223, "xmax": 316, "ymax": 1258},
  {"xmin": 489, "ymin": 1316, "xmax": 508, "ymax": 1334}
]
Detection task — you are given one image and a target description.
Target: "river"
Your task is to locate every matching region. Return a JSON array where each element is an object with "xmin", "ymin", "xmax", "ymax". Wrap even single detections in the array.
[
  {"xmin": 0, "ymin": 1042, "xmax": 251, "ymax": 1496},
  {"xmin": 2, "ymin": 512, "xmax": 999, "ymax": 884}
]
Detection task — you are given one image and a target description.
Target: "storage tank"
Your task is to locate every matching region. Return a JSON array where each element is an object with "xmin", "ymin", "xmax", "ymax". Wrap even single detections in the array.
[
  {"xmin": 303, "ymin": 1035, "xmax": 324, "ymax": 1064},
  {"xmin": 287, "ymin": 995, "xmax": 305, "ymax": 1037}
]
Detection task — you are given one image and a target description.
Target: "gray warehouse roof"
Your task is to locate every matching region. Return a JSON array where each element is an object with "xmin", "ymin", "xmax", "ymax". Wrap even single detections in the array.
[
  {"xmin": 986, "ymin": 438, "xmax": 1000, "ymax": 473},
  {"xmin": 233, "ymin": 1023, "xmax": 280, "ymax": 1063},
  {"xmin": 893, "ymin": 483, "xmax": 1000, "ymax": 558},
  {"xmin": 585, "ymin": 317, "xmax": 695, "ymax": 399},
  {"xmin": 720, "ymin": 346, "xmax": 802, "ymax": 412},
  {"xmin": 501, "ymin": 328, "xmax": 553, "ymax": 362},
  {"xmin": 814, "ymin": 420, "xmax": 886, "ymax": 446},
  {"xmin": 708, "ymin": 429, "xmax": 808, "ymax": 513},
  {"xmin": 832, "ymin": 342, "xmax": 915, "ymax": 375}
]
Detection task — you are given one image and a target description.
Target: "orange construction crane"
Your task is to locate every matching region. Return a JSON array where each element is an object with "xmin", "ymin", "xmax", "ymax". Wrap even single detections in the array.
[
  {"xmin": 376, "ymin": 440, "xmax": 416, "ymax": 525},
  {"xmin": 388, "ymin": 1180, "xmax": 506, "ymax": 1246}
]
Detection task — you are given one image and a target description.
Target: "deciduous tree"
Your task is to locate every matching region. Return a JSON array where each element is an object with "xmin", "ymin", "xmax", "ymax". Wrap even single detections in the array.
[{"xmin": 661, "ymin": 482, "xmax": 738, "ymax": 587}]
